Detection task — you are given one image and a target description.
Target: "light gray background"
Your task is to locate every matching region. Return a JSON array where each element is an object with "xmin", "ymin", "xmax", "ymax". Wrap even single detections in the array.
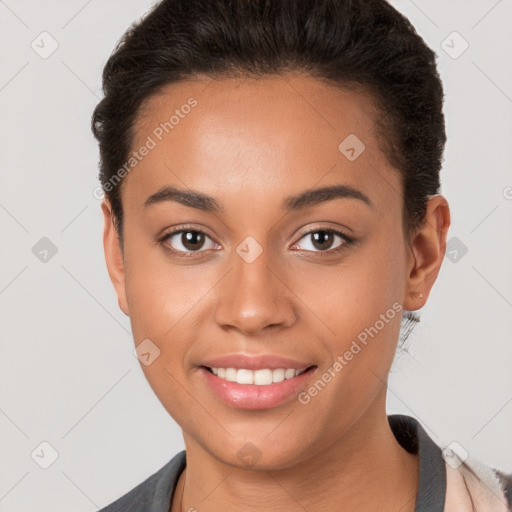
[{"xmin": 1, "ymin": 0, "xmax": 511, "ymax": 510}]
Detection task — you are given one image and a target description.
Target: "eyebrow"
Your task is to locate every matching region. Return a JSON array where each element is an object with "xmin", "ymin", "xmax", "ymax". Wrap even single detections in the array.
[{"xmin": 144, "ymin": 184, "xmax": 373, "ymax": 212}]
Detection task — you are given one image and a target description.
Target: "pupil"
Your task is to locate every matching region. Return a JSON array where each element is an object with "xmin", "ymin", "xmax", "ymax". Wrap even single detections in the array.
[
  {"xmin": 312, "ymin": 231, "xmax": 333, "ymax": 251},
  {"xmin": 182, "ymin": 231, "xmax": 204, "ymax": 251}
]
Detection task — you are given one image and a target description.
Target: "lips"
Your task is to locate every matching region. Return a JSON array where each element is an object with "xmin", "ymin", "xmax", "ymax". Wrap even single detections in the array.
[{"xmin": 198, "ymin": 354, "xmax": 317, "ymax": 409}]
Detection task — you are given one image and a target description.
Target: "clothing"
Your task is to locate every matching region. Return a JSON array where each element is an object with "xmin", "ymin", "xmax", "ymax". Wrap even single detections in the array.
[{"xmin": 99, "ymin": 414, "xmax": 512, "ymax": 511}]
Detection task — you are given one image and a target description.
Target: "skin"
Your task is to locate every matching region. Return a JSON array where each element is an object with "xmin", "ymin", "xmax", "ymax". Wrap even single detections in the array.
[{"xmin": 101, "ymin": 72, "xmax": 450, "ymax": 512}]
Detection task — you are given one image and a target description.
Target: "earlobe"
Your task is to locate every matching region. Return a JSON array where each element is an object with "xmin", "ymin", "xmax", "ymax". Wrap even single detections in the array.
[
  {"xmin": 403, "ymin": 195, "xmax": 451, "ymax": 311},
  {"xmin": 101, "ymin": 199, "xmax": 130, "ymax": 316}
]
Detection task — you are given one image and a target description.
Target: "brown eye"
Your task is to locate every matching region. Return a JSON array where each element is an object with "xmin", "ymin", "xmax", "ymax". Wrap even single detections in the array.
[
  {"xmin": 179, "ymin": 231, "xmax": 205, "ymax": 251},
  {"xmin": 292, "ymin": 228, "xmax": 354, "ymax": 254},
  {"xmin": 162, "ymin": 229, "xmax": 218, "ymax": 255},
  {"xmin": 310, "ymin": 231, "xmax": 336, "ymax": 251}
]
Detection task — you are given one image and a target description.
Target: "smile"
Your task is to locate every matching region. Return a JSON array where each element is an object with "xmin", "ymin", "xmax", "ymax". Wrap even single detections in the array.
[{"xmin": 206, "ymin": 367, "xmax": 308, "ymax": 385}]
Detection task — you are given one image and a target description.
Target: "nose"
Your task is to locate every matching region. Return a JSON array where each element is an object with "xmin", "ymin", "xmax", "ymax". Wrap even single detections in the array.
[{"xmin": 212, "ymin": 248, "xmax": 297, "ymax": 337}]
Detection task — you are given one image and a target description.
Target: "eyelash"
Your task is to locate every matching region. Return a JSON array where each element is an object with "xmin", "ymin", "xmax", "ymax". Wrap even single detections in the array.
[{"xmin": 158, "ymin": 226, "xmax": 355, "ymax": 259}]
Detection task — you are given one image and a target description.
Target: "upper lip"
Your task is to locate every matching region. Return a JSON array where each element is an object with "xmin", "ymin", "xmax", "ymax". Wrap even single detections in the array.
[{"xmin": 200, "ymin": 354, "xmax": 315, "ymax": 371}]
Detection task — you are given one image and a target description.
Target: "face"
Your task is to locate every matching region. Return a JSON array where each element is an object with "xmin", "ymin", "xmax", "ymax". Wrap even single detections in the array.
[{"xmin": 102, "ymin": 73, "xmax": 448, "ymax": 469}]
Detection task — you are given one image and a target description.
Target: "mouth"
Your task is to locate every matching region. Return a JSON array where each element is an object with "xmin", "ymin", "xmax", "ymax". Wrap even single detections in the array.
[
  {"xmin": 198, "ymin": 358, "xmax": 318, "ymax": 409},
  {"xmin": 202, "ymin": 365, "xmax": 314, "ymax": 385}
]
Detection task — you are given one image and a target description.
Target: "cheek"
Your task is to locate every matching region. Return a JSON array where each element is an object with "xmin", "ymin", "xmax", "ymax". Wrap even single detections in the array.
[
  {"xmin": 122, "ymin": 243, "xmax": 209, "ymax": 423},
  {"xmin": 292, "ymin": 229, "xmax": 406, "ymax": 385},
  {"xmin": 294, "ymin": 230, "xmax": 405, "ymax": 332},
  {"xmin": 122, "ymin": 239, "xmax": 222, "ymax": 390},
  {"xmin": 125, "ymin": 268, "xmax": 212, "ymax": 352},
  {"xmin": 292, "ymin": 255, "xmax": 404, "ymax": 441},
  {"xmin": 123, "ymin": 236, "xmax": 196, "ymax": 339}
]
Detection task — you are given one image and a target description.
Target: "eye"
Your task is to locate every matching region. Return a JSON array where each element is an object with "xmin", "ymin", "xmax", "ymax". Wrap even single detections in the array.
[
  {"xmin": 159, "ymin": 228, "xmax": 218, "ymax": 257},
  {"xmin": 291, "ymin": 228, "xmax": 354, "ymax": 255},
  {"xmin": 158, "ymin": 226, "xmax": 355, "ymax": 259}
]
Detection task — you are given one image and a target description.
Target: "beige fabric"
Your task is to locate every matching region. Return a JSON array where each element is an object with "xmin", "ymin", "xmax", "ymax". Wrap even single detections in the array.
[{"xmin": 444, "ymin": 458, "xmax": 509, "ymax": 512}]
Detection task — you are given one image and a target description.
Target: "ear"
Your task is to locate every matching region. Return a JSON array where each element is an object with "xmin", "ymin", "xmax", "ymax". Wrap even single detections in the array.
[
  {"xmin": 101, "ymin": 199, "xmax": 130, "ymax": 316},
  {"xmin": 403, "ymin": 194, "xmax": 451, "ymax": 311}
]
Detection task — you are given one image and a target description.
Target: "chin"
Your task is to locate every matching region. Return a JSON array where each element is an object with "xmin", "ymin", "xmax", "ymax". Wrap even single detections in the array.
[{"xmin": 202, "ymin": 433, "xmax": 315, "ymax": 472}]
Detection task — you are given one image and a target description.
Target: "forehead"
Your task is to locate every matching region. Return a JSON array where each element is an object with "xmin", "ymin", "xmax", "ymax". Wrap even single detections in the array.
[
  {"xmin": 123, "ymin": 73, "xmax": 400, "ymax": 215},
  {"xmin": 134, "ymin": 73, "xmax": 381, "ymax": 148}
]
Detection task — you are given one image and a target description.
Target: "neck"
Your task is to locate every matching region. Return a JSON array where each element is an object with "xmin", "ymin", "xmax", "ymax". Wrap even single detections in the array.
[{"xmin": 172, "ymin": 393, "xmax": 419, "ymax": 512}]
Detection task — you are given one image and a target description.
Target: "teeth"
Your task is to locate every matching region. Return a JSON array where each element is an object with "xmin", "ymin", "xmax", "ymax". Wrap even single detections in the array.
[
  {"xmin": 272, "ymin": 368, "xmax": 285, "ymax": 383},
  {"xmin": 225, "ymin": 368, "xmax": 237, "ymax": 382},
  {"xmin": 237, "ymin": 369, "xmax": 254, "ymax": 384},
  {"xmin": 254, "ymin": 369, "xmax": 272, "ymax": 385},
  {"xmin": 209, "ymin": 367, "xmax": 307, "ymax": 385},
  {"xmin": 285, "ymin": 368, "xmax": 296, "ymax": 379}
]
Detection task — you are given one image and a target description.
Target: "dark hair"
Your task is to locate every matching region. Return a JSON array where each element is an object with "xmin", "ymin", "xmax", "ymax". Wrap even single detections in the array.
[{"xmin": 91, "ymin": 0, "xmax": 447, "ymax": 344}]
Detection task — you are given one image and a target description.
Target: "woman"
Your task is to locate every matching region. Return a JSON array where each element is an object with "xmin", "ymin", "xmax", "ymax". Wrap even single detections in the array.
[{"xmin": 91, "ymin": 0, "xmax": 512, "ymax": 510}]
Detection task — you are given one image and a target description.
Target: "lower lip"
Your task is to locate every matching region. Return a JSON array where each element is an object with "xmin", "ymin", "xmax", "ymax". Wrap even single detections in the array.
[{"xmin": 200, "ymin": 367, "xmax": 315, "ymax": 410}]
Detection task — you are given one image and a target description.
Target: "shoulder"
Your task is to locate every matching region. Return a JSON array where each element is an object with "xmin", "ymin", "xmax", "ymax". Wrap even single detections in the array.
[
  {"xmin": 98, "ymin": 450, "xmax": 186, "ymax": 512},
  {"xmin": 446, "ymin": 454, "xmax": 512, "ymax": 512}
]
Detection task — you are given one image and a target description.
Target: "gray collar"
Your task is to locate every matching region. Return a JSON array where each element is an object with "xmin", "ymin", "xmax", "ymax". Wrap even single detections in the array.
[{"xmin": 389, "ymin": 414, "xmax": 446, "ymax": 512}]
